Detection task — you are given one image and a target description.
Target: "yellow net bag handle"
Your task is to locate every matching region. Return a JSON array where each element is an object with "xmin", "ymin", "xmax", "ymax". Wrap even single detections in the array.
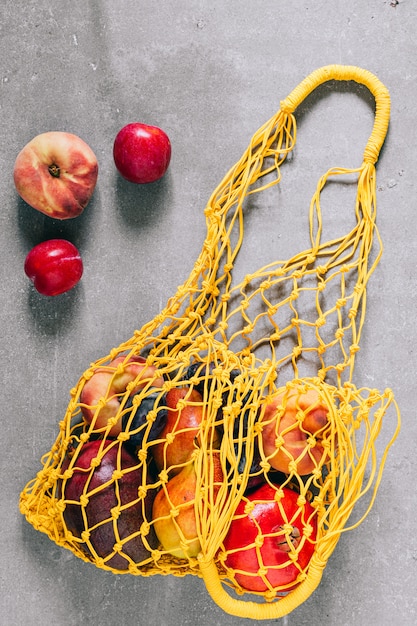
[
  {"xmin": 197, "ymin": 64, "xmax": 392, "ymax": 620},
  {"xmin": 280, "ymin": 64, "xmax": 390, "ymax": 165}
]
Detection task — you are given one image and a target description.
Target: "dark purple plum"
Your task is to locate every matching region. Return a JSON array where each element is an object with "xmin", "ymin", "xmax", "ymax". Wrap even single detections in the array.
[{"xmin": 61, "ymin": 440, "xmax": 157, "ymax": 570}]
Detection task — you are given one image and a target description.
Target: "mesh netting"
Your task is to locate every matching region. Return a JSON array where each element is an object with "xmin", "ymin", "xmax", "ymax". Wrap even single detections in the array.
[{"xmin": 20, "ymin": 65, "xmax": 400, "ymax": 620}]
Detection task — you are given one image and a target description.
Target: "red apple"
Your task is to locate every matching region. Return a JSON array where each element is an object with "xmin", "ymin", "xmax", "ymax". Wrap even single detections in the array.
[
  {"xmin": 80, "ymin": 355, "xmax": 164, "ymax": 436},
  {"xmin": 14, "ymin": 131, "xmax": 98, "ymax": 219},
  {"xmin": 24, "ymin": 239, "xmax": 83, "ymax": 296},
  {"xmin": 113, "ymin": 123, "xmax": 171, "ymax": 184},
  {"xmin": 223, "ymin": 483, "xmax": 317, "ymax": 593}
]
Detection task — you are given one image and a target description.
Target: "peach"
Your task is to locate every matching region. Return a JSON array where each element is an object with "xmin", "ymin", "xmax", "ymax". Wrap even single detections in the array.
[
  {"xmin": 152, "ymin": 461, "xmax": 201, "ymax": 559},
  {"xmin": 13, "ymin": 131, "xmax": 98, "ymax": 219},
  {"xmin": 260, "ymin": 384, "xmax": 332, "ymax": 476},
  {"xmin": 152, "ymin": 452, "xmax": 223, "ymax": 559},
  {"xmin": 80, "ymin": 355, "xmax": 164, "ymax": 436},
  {"xmin": 152, "ymin": 386, "xmax": 205, "ymax": 476}
]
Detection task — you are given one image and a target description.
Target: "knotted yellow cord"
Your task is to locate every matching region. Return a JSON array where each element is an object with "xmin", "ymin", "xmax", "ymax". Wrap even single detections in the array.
[{"xmin": 20, "ymin": 66, "xmax": 400, "ymax": 620}]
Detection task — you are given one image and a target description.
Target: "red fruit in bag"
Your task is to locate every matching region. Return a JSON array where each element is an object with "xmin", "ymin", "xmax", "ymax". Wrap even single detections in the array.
[
  {"xmin": 60, "ymin": 439, "xmax": 157, "ymax": 570},
  {"xmin": 223, "ymin": 483, "xmax": 317, "ymax": 593}
]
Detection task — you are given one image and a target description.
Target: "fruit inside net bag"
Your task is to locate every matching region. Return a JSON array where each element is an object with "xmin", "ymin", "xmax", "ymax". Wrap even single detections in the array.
[{"xmin": 20, "ymin": 65, "xmax": 400, "ymax": 620}]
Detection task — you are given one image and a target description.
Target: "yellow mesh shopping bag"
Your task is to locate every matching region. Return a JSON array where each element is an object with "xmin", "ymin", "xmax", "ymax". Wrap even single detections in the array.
[{"xmin": 20, "ymin": 65, "xmax": 400, "ymax": 620}]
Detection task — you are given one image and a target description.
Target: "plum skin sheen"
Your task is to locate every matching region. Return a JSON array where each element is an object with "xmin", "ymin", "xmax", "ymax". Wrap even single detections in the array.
[{"xmin": 61, "ymin": 440, "xmax": 157, "ymax": 570}]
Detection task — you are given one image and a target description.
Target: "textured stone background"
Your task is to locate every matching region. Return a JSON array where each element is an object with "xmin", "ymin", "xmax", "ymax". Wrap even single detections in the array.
[{"xmin": 1, "ymin": 1, "xmax": 415, "ymax": 625}]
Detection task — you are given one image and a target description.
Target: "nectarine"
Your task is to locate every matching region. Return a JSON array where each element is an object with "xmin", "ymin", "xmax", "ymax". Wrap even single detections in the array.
[
  {"xmin": 14, "ymin": 131, "xmax": 98, "ymax": 219},
  {"xmin": 152, "ymin": 386, "xmax": 204, "ymax": 476},
  {"xmin": 260, "ymin": 384, "xmax": 332, "ymax": 476},
  {"xmin": 80, "ymin": 355, "xmax": 164, "ymax": 436}
]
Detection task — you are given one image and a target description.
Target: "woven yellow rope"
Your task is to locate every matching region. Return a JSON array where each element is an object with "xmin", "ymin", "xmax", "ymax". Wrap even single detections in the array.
[{"xmin": 20, "ymin": 65, "xmax": 400, "ymax": 620}]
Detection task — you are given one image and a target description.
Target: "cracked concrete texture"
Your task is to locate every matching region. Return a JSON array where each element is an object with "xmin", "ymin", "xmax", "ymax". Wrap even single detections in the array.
[{"xmin": 1, "ymin": 1, "xmax": 416, "ymax": 625}]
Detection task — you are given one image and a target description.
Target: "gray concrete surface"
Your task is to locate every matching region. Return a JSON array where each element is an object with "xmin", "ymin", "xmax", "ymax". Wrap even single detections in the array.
[{"xmin": 1, "ymin": 1, "xmax": 416, "ymax": 625}]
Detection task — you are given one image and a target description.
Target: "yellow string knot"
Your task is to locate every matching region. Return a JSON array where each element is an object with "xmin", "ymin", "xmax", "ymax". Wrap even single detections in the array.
[
  {"xmin": 82, "ymin": 370, "xmax": 95, "ymax": 382},
  {"xmin": 273, "ymin": 488, "xmax": 285, "ymax": 502},
  {"xmin": 170, "ymin": 507, "xmax": 180, "ymax": 519},
  {"xmin": 274, "ymin": 435, "xmax": 285, "ymax": 449},
  {"xmin": 138, "ymin": 448, "xmax": 148, "ymax": 463},
  {"xmin": 165, "ymin": 432, "xmax": 175, "ymax": 445},
  {"xmin": 316, "ymin": 316, "xmax": 326, "ymax": 328},
  {"xmin": 303, "ymin": 523, "xmax": 315, "ymax": 539},
  {"xmin": 264, "ymin": 589, "xmax": 277, "ymax": 602},
  {"xmin": 244, "ymin": 501, "xmax": 256, "ymax": 515},
  {"xmin": 281, "ymin": 522, "xmax": 295, "ymax": 537},
  {"xmin": 257, "ymin": 565, "xmax": 269, "ymax": 578},
  {"xmin": 348, "ymin": 307, "xmax": 357, "ymax": 319},
  {"xmin": 287, "ymin": 551, "xmax": 299, "ymax": 563},
  {"xmin": 151, "ymin": 549, "xmax": 162, "ymax": 562},
  {"xmin": 138, "ymin": 485, "xmax": 148, "ymax": 499},
  {"xmin": 259, "ymin": 461, "xmax": 271, "ymax": 475},
  {"xmin": 280, "ymin": 98, "xmax": 294, "ymax": 114},
  {"xmin": 312, "ymin": 466, "xmax": 324, "ymax": 480},
  {"xmin": 363, "ymin": 145, "xmax": 379, "ymax": 166},
  {"xmin": 147, "ymin": 409, "xmax": 158, "ymax": 423},
  {"xmin": 79, "ymin": 495, "xmax": 89, "ymax": 507},
  {"xmin": 55, "ymin": 499, "xmax": 66, "ymax": 513},
  {"xmin": 158, "ymin": 470, "xmax": 169, "ymax": 484},
  {"xmin": 128, "ymin": 563, "xmax": 139, "ymax": 574},
  {"xmin": 287, "ymin": 460, "xmax": 298, "ymax": 474},
  {"xmin": 202, "ymin": 280, "xmax": 219, "ymax": 296},
  {"xmin": 253, "ymin": 421, "xmax": 264, "ymax": 435},
  {"xmin": 47, "ymin": 505, "xmax": 58, "ymax": 518},
  {"xmin": 91, "ymin": 455, "xmax": 103, "ymax": 468},
  {"xmin": 110, "ymin": 506, "xmax": 121, "ymax": 520},
  {"xmin": 307, "ymin": 435, "xmax": 317, "ymax": 448}
]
